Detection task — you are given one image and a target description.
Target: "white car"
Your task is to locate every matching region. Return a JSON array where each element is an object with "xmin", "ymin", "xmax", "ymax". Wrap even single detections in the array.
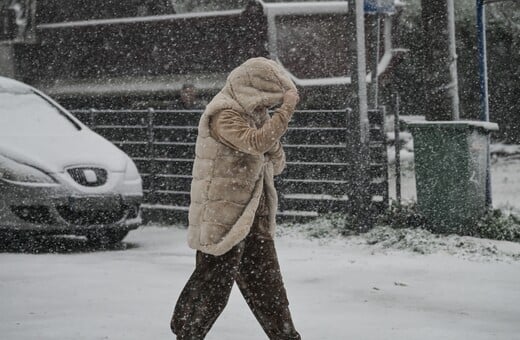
[{"xmin": 0, "ymin": 76, "xmax": 142, "ymax": 245}]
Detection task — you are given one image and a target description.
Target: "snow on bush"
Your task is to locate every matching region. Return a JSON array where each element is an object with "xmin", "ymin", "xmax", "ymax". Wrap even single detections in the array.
[{"xmin": 277, "ymin": 208, "xmax": 520, "ymax": 262}]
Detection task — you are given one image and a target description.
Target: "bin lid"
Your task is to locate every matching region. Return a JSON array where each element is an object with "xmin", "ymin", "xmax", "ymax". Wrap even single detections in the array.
[{"xmin": 404, "ymin": 120, "xmax": 499, "ymax": 132}]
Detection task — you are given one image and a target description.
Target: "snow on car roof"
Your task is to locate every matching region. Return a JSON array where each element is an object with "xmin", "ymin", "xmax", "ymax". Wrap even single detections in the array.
[{"xmin": 0, "ymin": 76, "xmax": 32, "ymax": 94}]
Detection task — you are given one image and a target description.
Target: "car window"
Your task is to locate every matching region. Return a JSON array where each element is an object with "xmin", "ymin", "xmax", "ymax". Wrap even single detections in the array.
[{"xmin": 0, "ymin": 90, "xmax": 81, "ymax": 136}]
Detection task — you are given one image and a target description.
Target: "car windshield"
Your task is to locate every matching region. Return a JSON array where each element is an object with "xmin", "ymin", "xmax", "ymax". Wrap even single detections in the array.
[{"xmin": 0, "ymin": 90, "xmax": 81, "ymax": 136}]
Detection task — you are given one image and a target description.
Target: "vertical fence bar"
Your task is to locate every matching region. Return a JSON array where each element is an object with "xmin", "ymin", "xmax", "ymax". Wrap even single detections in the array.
[
  {"xmin": 380, "ymin": 106, "xmax": 389, "ymax": 208},
  {"xmin": 344, "ymin": 107, "xmax": 354, "ymax": 214},
  {"xmin": 147, "ymin": 108, "xmax": 156, "ymax": 203},
  {"xmin": 370, "ymin": 12, "xmax": 381, "ymax": 110},
  {"xmin": 394, "ymin": 93, "xmax": 401, "ymax": 205},
  {"xmin": 89, "ymin": 108, "xmax": 97, "ymax": 129}
]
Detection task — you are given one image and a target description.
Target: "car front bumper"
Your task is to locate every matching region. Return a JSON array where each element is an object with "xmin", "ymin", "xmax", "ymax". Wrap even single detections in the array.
[{"xmin": 0, "ymin": 179, "xmax": 142, "ymax": 235}]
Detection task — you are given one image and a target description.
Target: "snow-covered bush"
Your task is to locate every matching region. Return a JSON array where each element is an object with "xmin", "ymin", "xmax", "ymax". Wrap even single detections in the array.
[
  {"xmin": 282, "ymin": 204, "xmax": 520, "ymax": 243},
  {"xmin": 473, "ymin": 209, "xmax": 520, "ymax": 242}
]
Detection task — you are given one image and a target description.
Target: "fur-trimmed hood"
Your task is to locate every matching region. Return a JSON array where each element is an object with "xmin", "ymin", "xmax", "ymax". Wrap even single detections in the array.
[{"xmin": 204, "ymin": 57, "xmax": 297, "ymax": 121}]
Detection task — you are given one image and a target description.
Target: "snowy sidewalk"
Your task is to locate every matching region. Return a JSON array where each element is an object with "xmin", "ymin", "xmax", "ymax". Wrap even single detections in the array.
[{"xmin": 1, "ymin": 226, "xmax": 520, "ymax": 340}]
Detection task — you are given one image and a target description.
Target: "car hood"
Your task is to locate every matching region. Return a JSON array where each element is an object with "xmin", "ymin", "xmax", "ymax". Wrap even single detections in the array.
[{"xmin": 0, "ymin": 129, "xmax": 128, "ymax": 173}]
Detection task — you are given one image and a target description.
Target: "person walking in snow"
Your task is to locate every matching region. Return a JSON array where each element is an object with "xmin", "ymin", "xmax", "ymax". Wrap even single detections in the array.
[{"xmin": 171, "ymin": 57, "xmax": 301, "ymax": 340}]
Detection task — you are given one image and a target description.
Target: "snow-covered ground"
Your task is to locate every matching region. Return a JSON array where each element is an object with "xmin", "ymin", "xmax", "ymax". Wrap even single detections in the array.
[
  {"xmin": 1, "ymin": 225, "xmax": 520, "ymax": 340},
  {"xmin": 1, "ymin": 154, "xmax": 519, "ymax": 340}
]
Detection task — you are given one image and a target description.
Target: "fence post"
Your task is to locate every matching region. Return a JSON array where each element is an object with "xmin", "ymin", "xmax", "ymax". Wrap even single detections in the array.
[
  {"xmin": 147, "ymin": 108, "xmax": 156, "ymax": 203},
  {"xmin": 89, "ymin": 108, "xmax": 97, "ymax": 129},
  {"xmin": 394, "ymin": 93, "xmax": 401, "ymax": 205}
]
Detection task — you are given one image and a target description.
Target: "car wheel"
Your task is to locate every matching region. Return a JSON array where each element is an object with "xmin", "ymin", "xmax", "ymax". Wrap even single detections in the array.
[
  {"xmin": 0, "ymin": 230, "xmax": 40, "ymax": 251},
  {"xmin": 0, "ymin": 230, "xmax": 17, "ymax": 247},
  {"xmin": 87, "ymin": 229, "xmax": 129, "ymax": 247}
]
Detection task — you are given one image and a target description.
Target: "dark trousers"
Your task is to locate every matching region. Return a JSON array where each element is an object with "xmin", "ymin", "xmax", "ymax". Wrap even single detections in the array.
[{"xmin": 171, "ymin": 216, "xmax": 301, "ymax": 340}]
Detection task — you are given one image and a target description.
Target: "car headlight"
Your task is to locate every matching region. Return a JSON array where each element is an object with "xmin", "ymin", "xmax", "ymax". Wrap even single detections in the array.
[
  {"xmin": 124, "ymin": 157, "xmax": 141, "ymax": 181},
  {"xmin": 0, "ymin": 155, "xmax": 55, "ymax": 184}
]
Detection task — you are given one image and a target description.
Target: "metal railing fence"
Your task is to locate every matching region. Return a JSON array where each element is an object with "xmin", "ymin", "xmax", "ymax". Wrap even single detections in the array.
[{"xmin": 71, "ymin": 108, "xmax": 388, "ymax": 224}]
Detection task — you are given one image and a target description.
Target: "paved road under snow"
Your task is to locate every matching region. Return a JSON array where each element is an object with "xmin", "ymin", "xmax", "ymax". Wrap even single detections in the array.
[{"xmin": 1, "ymin": 226, "xmax": 520, "ymax": 340}]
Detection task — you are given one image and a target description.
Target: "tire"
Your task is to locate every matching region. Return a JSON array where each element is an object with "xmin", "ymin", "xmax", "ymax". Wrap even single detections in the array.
[
  {"xmin": 87, "ymin": 229, "xmax": 129, "ymax": 247},
  {"xmin": 0, "ymin": 230, "xmax": 40, "ymax": 252},
  {"xmin": 0, "ymin": 230, "xmax": 16, "ymax": 248}
]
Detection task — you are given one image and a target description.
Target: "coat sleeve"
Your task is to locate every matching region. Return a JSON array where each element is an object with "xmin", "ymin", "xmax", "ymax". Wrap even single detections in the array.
[
  {"xmin": 266, "ymin": 141, "xmax": 286, "ymax": 176},
  {"xmin": 211, "ymin": 104, "xmax": 294, "ymax": 156}
]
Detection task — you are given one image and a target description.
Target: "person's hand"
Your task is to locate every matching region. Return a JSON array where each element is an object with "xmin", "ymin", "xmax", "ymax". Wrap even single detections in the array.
[{"xmin": 283, "ymin": 89, "xmax": 300, "ymax": 109}]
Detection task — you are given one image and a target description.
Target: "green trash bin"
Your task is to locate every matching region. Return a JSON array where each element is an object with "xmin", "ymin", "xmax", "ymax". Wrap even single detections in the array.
[{"xmin": 406, "ymin": 121, "xmax": 499, "ymax": 232}]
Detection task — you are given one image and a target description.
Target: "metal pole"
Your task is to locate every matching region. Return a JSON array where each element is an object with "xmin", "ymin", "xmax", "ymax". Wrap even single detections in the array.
[
  {"xmin": 447, "ymin": 0, "xmax": 460, "ymax": 120},
  {"xmin": 346, "ymin": 0, "xmax": 371, "ymax": 228},
  {"xmin": 477, "ymin": 0, "xmax": 492, "ymax": 208},
  {"xmin": 477, "ymin": 0, "xmax": 490, "ymax": 122},
  {"xmin": 355, "ymin": 0, "xmax": 369, "ymax": 144}
]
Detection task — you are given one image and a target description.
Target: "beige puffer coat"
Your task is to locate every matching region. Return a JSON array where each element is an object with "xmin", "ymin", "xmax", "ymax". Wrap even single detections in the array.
[{"xmin": 187, "ymin": 57, "xmax": 297, "ymax": 256}]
